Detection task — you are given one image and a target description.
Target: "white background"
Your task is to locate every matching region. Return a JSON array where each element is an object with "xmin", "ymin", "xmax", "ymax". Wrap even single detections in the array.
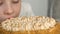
[{"xmin": 22, "ymin": 0, "xmax": 48, "ymax": 16}]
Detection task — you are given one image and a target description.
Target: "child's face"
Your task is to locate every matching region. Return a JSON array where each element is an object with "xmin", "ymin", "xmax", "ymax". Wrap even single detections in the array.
[{"xmin": 0, "ymin": 0, "xmax": 21, "ymax": 23}]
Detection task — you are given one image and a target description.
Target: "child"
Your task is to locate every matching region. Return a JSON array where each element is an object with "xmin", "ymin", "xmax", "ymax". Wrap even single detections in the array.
[{"xmin": 0, "ymin": 0, "xmax": 34, "ymax": 23}]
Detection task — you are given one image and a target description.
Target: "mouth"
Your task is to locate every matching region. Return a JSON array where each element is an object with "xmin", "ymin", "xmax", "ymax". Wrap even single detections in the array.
[
  {"xmin": 6, "ymin": 16, "xmax": 14, "ymax": 19},
  {"xmin": 0, "ymin": 16, "xmax": 13, "ymax": 24}
]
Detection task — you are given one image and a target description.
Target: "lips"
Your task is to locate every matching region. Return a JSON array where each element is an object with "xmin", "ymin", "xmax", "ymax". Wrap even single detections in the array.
[{"xmin": 6, "ymin": 16, "xmax": 13, "ymax": 19}]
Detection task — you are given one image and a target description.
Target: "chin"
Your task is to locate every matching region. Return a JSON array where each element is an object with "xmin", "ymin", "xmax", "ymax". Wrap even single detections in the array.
[{"xmin": 0, "ymin": 16, "xmax": 60, "ymax": 34}]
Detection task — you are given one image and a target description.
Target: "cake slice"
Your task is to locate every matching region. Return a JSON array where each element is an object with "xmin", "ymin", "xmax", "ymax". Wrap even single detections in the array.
[{"xmin": 0, "ymin": 16, "xmax": 60, "ymax": 34}]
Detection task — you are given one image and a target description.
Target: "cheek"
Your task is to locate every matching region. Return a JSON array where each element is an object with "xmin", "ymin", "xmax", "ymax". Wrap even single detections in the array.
[
  {"xmin": 0, "ymin": 6, "xmax": 5, "ymax": 15},
  {"xmin": 12, "ymin": 3, "xmax": 21, "ymax": 16}
]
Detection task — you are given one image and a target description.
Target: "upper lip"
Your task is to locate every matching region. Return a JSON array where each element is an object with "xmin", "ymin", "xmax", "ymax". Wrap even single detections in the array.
[{"xmin": 6, "ymin": 16, "xmax": 13, "ymax": 19}]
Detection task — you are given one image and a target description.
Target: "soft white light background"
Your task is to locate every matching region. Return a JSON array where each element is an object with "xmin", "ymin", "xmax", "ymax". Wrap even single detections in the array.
[{"xmin": 22, "ymin": 0, "xmax": 48, "ymax": 16}]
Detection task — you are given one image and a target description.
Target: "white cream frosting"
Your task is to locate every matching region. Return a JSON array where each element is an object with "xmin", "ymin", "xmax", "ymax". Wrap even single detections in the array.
[{"xmin": 1, "ymin": 16, "xmax": 56, "ymax": 31}]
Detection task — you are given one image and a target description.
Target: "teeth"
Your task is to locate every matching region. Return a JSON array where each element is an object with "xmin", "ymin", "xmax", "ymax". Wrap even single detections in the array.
[{"xmin": 1, "ymin": 16, "xmax": 56, "ymax": 31}]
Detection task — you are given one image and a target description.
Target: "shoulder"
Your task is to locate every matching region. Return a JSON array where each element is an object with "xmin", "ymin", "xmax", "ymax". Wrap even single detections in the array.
[
  {"xmin": 21, "ymin": 2, "xmax": 33, "ymax": 11},
  {"xmin": 22, "ymin": 2, "xmax": 31, "ymax": 6},
  {"xmin": 20, "ymin": 2, "xmax": 35, "ymax": 16}
]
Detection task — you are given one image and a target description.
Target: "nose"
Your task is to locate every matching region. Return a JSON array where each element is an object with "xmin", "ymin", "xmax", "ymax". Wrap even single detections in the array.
[{"xmin": 4, "ymin": 3, "xmax": 14, "ymax": 15}]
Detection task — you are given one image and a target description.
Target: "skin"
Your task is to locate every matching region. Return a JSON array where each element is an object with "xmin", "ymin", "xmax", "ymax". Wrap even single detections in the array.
[{"xmin": 0, "ymin": 0, "xmax": 21, "ymax": 23}]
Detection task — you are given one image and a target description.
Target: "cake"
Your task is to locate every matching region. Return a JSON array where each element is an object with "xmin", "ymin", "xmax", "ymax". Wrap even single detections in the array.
[{"xmin": 0, "ymin": 16, "xmax": 60, "ymax": 34}]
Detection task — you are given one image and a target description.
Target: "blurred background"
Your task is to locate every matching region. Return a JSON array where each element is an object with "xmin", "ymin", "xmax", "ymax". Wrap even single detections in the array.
[
  {"xmin": 22, "ymin": 0, "xmax": 60, "ymax": 21},
  {"xmin": 22, "ymin": 0, "xmax": 48, "ymax": 16}
]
